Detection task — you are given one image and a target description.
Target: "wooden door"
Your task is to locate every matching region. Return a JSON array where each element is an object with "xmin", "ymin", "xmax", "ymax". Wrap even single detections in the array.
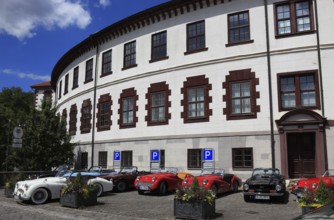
[{"xmin": 287, "ymin": 133, "xmax": 315, "ymax": 178}]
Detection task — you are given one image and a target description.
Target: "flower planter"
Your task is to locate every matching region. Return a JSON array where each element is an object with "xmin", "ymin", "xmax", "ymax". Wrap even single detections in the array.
[
  {"xmin": 301, "ymin": 206, "xmax": 317, "ymax": 215},
  {"xmin": 174, "ymin": 198, "xmax": 215, "ymax": 220},
  {"xmin": 60, "ymin": 190, "xmax": 97, "ymax": 208},
  {"xmin": 4, "ymin": 188, "xmax": 14, "ymax": 198}
]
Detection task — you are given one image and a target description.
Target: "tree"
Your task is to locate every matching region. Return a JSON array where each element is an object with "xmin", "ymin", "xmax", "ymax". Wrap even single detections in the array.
[{"xmin": 0, "ymin": 87, "xmax": 75, "ymax": 171}]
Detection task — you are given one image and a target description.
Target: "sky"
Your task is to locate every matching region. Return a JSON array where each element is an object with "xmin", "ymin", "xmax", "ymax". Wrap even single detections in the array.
[{"xmin": 0, "ymin": 0, "xmax": 169, "ymax": 92}]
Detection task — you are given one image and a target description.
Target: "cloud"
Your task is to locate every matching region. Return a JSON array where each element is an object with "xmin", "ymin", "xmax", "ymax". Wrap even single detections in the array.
[
  {"xmin": 0, "ymin": 0, "xmax": 92, "ymax": 41},
  {"xmin": 1, "ymin": 69, "xmax": 50, "ymax": 81},
  {"xmin": 99, "ymin": 0, "xmax": 111, "ymax": 7}
]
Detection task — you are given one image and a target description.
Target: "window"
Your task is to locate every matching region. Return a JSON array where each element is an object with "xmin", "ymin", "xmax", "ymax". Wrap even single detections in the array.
[
  {"xmin": 64, "ymin": 74, "xmax": 69, "ymax": 94},
  {"xmin": 118, "ymin": 88, "xmax": 138, "ymax": 128},
  {"xmin": 275, "ymin": 0, "xmax": 314, "ymax": 37},
  {"xmin": 146, "ymin": 82, "xmax": 171, "ymax": 126},
  {"xmin": 98, "ymin": 151, "xmax": 108, "ymax": 168},
  {"xmin": 62, "ymin": 108, "xmax": 67, "ymax": 130},
  {"xmin": 188, "ymin": 149, "xmax": 202, "ymax": 169},
  {"xmin": 231, "ymin": 82, "xmax": 251, "ymax": 114},
  {"xmin": 227, "ymin": 11, "xmax": 252, "ymax": 45},
  {"xmin": 69, "ymin": 104, "xmax": 77, "ymax": 135},
  {"xmin": 101, "ymin": 50, "xmax": 112, "ymax": 76},
  {"xmin": 58, "ymin": 80, "xmax": 62, "ymax": 99},
  {"xmin": 160, "ymin": 150, "xmax": 165, "ymax": 169},
  {"xmin": 85, "ymin": 59, "xmax": 93, "ymax": 83},
  {"xmin": 186, "ymin": 20, "xmax": 207, "ymax": 54},
  {"xmin": 121, "ymin": 151, "xmax": 133, "ymax": 167},
  {"xmin": 80, "ymin": 99, "xmax": 92, "ymax": 133},
  {"xmin": 97, "ymin": 94, "xmax": 112, "ymax": 132},
  {"xmin": 181, "ymin": 75, "xmax": 212, "ymax": 123},
  {"xmin": 223, "ymin": 69, "xmax": 260, "ymax": 120},
  {"xmin": 73, "ymin": 66, "xmax": 79, "ymax": 89},
  {"xmin": 43, "ymin": 90, "xmax": 52, "ymax": 104},
  {"xmin": 80, "ymin": 152, "xmax": 88, "ymax": 169},
  {"xmin": 151, "ymin": 31, "xmax": 168, "ymax": 61},
  {"xmin": 278, "ymin": 71, "xmax": 320, "ymax": 111},
  {"xmin": 123, "ymin": 41, "xmax": 137, "ymax": 69},
  {"xmin": 232, "ymin": 148, "xmax": 253, "ymax": 169}
]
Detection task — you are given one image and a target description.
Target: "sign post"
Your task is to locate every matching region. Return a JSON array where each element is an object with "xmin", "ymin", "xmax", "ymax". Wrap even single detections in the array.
[
  {"xmin": 202, "ymin": 148, "xmax": 215, "ymax": 171},
  {"xmin": 12, "ymin": 126, "xmax": 23, "ymax": 148},
  {"xmin": 113, "ymin": 151, "xmax": 121, "ymax": 169},
  {"xmin": 150, "ymin": 149, "xmax": 160, "ymax": 171}
]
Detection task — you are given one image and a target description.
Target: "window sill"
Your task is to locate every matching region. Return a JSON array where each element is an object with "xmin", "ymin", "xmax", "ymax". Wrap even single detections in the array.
[
  {"xmin": 149, "ymin": 56, "xmax": 169, "ymax": 63},
  {"xmin": 72, "ymin": 85, "xmax": 78, "ymax": 90},
  {"xmin": 275, "ymin": 30, "xmax": 315, "ymax": 39},
  {"xmin": 225, "ymin": 40, "xmax": 254, "ymax": 47},
  {"xmin": 97, "ymin": 126, "xmax": 111, "ymax": 132},
  {"xmin": 119, "ymin": 124, "xmax": 136, "ymax": 129},
  {"xmin": 147, "ymin": 121, "xmax": 169, "ymax": 126},
  {"xmin": 84, "ymin": 79, "xmax": 93, "ymax": 84},
  {"xmin": 184, "ymin": 117, "xmax": 209, "ymax": 123},
  {"xmin": 100, "ymin": 72, "xmax": 112, "ymax": 78},
  {"xmin": 226, "ymin": 113, "xmax": 257, "ymax": 120},
  {"xmin": 184, "ymin": 47, "xmax": 208, "ymax": 55},
  {"xmin": 122, "ymin": 64, "xmax": 138, "ymax": 71}
]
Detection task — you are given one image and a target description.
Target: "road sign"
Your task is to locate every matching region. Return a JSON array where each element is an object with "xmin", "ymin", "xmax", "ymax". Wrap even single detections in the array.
[
  {"xmin": 114, "ymin": 151, "xmax": 121, "ymax": 161},
  {"xmin": 202, "ymin": 149, "xmax": 214, "ymax": 161},
  {"xmin": 151, "ymin": 150, "xmax": 160, "ymax": 161},
  {"xmin": 13, "ymin": 127, "xmax": 23, "ymax": 139}
]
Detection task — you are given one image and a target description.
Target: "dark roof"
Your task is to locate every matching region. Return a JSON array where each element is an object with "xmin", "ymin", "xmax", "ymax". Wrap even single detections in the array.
[
  {"xmin": 51, "ymin": 0, "xmax": 230, "ymax": 88},
  {"xmin": 31, "ymin": 81, "xmax": 52, "ymax": 89}
]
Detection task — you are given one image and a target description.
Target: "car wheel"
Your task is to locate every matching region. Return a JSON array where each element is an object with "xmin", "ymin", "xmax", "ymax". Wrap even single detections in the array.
[
  {"xmin": 210, "ymin": 184, "xmax": 218, "ymax": 196},
  {"xmin": 31, "ymin": 188, "xmax": 49, "ymax": 205},
  {"xmin": 232, "ymin": 182, "xmax": 239, "ymax": 193},
  {"xmin": 116, "ymin": 181, "xmax": 128, "ymax": 192},
  {"xmin": 94, "ymin": 183, "xmax": 103, "ymax": 197},
  {"xmin": 158, "ymin": 182, "xmax": 167, "ymax": 196},
  {"xmin": 244, "ymin": 195, "xmax": 251, "ymax": 202}
]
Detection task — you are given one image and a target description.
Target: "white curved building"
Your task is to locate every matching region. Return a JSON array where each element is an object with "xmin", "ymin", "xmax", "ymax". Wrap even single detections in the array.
[{"xmin": 49, "ymin": 0, "xmax": 334, "ymax": 179}]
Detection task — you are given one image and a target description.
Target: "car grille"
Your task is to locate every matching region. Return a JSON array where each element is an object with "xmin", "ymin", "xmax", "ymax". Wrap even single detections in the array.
[
  {"xmin": 137, "ymin": 182, "xmax": 153, "ymax": 187},
  {"xmin": 250, "ymin": 184, "xmax": 275, "ymax": 193}
]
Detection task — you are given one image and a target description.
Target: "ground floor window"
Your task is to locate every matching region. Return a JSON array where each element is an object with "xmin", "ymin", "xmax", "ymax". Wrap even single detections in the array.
[
  {"xmin": 99, "ymin": 151, "xmax": 108, "ymax": 168},
  {"xmin": 187, "ymin": 149, "xmax": 202, "ymax": 169},
  {"xmin": 232, "ymin": 148, "xmax": 253, "ymax": 169},
  {"xmin": 80, "ymin": 152, "xmax": 88, "ymax": 169},
  {"xmin": 121, "ymin": 151, "xmax": 133, "ymax": 167},
  {"xmin": 160, "ymin": 150, "xmax": 165, "ymax": 169}
]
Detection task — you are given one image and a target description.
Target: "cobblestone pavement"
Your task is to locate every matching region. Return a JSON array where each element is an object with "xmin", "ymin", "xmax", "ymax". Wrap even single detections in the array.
[{"xmin": 0, "ymin": 189, "xmax": 302, "ymax": 220}]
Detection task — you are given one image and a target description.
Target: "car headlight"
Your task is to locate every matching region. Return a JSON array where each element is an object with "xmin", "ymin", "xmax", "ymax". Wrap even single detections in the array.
[
  {"xmin": 24, "ymin": 183, "xmax": 29, "ymax": 191},
  {"xmin": 276, "ymin": 184, "xmax": 282, "ymax": 192},
  {"xmin": 152, "ymin": 177, "xmax": 156, "ymax": 182},
  {"xmin": 136, "ymin": 176, "xmax": 141, "ymax": 181},
  {"xmin": 202, "ymin": 179, "xmax": 208, "ymax": 185},
  {"xmin": 312, "ymin": 183, "xmax": 317, "ymax": 189},
  {"xmin": 183, "ymin": 178, "xmax": 188, "ymax": 184},
  {"xmin": 243, "ymin": 183, "xmax": 249, "ymax": 191}
]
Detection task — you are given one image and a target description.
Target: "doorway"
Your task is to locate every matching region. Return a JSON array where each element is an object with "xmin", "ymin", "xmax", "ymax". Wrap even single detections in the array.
[{"xmin": 287, "ymin": 132, "xmax": 315, "ymax": 178}]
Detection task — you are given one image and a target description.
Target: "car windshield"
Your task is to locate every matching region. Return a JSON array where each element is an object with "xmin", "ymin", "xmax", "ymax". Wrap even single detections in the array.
[
  {"xmin": 164, "ymin": 167, "xmax": 179, "ymax": 174},
  {"xmin": 120, "ymin": 166, "xmax": 137, "ymax": 173},
  {"xmin": 323, "ymin": 170, "xmax": 334, "ymax": 177},
  {"xmin": 201, "ymin": 168, "xmax": 225, "ymax": 176},
  {"xmin": 252, "ymin": 168, "xmax": 280, "ymax": 176},
  {"xmin": 88, "ymin": 166, "xmax": 102, "ymax": 172},
  {"xmin": 55, "ymin": 165, "xmax": 69, "ymax": 177}
]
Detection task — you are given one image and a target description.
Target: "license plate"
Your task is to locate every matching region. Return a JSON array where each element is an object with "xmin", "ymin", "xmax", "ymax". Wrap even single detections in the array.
[
  {"xmin": 139, "ymin": 186, "xmax": 149, "ymax": 190},
  {"xmin": 255, "ymin": 195, "xmax": 270, "ymax": 200}
]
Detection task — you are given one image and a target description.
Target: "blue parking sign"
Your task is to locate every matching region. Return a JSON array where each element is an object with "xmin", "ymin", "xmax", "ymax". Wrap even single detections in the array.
[
  {"xmin": 114, "ymin": 151, "xmax": 121, "ymax": 161},
  {"xmin": 202, "ymin": 149, "xmax": 214, "ymax": 161},
  {"xmin": 151, "ymin": 150, "xmax": 160, "ymax": 161}
]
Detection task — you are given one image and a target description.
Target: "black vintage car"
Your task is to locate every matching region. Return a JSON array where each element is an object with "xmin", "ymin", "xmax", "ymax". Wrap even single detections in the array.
[{"xmin": 243, "ymin": 168, "xmax": 287, "ymax": 203}]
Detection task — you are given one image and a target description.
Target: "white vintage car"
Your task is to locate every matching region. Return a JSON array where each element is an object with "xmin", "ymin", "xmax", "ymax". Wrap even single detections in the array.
[{"xmin": 13, "ymin": 166, "xmax": 114, "ymax": 205}]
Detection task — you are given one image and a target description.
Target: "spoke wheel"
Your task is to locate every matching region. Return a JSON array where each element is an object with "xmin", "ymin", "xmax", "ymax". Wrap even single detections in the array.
[
  {"xmin": 158, "ymin": 182, "xmax": 167, "ymax": 196},
  {"xmin": 94, "ymin": 183, "xmax": 103, "ymax": 197},
  {"xmin": 117, "ymin": 181, "xmax": 128, "ymax": 192}
]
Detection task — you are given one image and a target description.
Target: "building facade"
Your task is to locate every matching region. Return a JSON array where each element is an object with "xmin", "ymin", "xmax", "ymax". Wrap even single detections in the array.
[{"xmin": 50, "ymin": 0, "xmax": 334, "ymax": 179}]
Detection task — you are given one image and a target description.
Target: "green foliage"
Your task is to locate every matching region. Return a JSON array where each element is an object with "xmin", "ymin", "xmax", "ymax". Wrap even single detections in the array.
[
  {"xmin": 0, "ymin": 87, "xmax": 75, "ymax": 171},
  {"xmin": 5, "ymin": 172, "xmax": 27, "ymax": 189},
  {"xmin": 61, "ymin": 173, "xmax": 97, "ymax": 199},
  {"xmin": 175, "ymin": 177, "xmax": 215, "ymax": 205},
  {"xmin": 298, "ymin": 179, "xmax": 334, "ymax": 207}
]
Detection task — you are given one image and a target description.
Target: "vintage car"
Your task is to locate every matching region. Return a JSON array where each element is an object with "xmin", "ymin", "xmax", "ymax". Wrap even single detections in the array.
[
  {"xmin": 292, "ymin": 170, "xmax": 334, "ymax": 197},
  {"xmin": 63, "ymin": 166, "xmax": 117, "ymax": 177},
  {"xmin": 243, "ymin": 168, "xmax": 287, "ymax": 202},
  {"xmin": 181, "ymin": 168, "xmax": 242, "ymax": 196},
  {"xmin": 99, "ymin": 166, "xmax": 151, "ymax": 192},
  {"xmin": 13, "ymin": 167, "xmax": 114, "ymax": 205},
  {"xmin": 134, "ymin": 167, "xmax": 184, "ymax": 195}
]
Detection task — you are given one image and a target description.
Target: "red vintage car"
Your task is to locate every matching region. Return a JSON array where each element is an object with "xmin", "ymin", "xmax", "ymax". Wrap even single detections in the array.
[
  {"xmin": 182, "ymin": 168, "xmax": 242, "ymax": 196},
  {"xmin": 134, "ymin": 167, "xmax": 185, "ymax": 195},
  {"xmin": 293, "ymin": 170, "xmax": 334, "ymax": 197},
  {"xmin": 99, "ymin": 166, "xmax": 151, "ymax": 192}
]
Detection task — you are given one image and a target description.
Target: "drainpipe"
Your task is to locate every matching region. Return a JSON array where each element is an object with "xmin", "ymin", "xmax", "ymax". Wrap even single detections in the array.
[
  {"xmin": 314, "ymin": 0, "xmax": 328, "ymax": 170},
  {"xmin": 264, "ymin": 0, "xmax": 275, "ymax": 168},
  {"xmin": 90, "ymin": 35, "xmax": 99, "ymax": 167}
]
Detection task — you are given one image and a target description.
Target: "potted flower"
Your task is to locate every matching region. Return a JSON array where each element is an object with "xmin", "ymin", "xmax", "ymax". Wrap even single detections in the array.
[
  {"xmin": 174, "ymin": 177, "xmax": 216, "ymax": 220},
  {"xmin": 298, "ymin": 179, "xmax": 334, "ymax": 215},
  {"xmin": 60, "ymin": 172, "xmax": 97, "ymax": 208},
  {"xmin": 4, "ymin": 172, "xmax": 26, "ymax": 198}
]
